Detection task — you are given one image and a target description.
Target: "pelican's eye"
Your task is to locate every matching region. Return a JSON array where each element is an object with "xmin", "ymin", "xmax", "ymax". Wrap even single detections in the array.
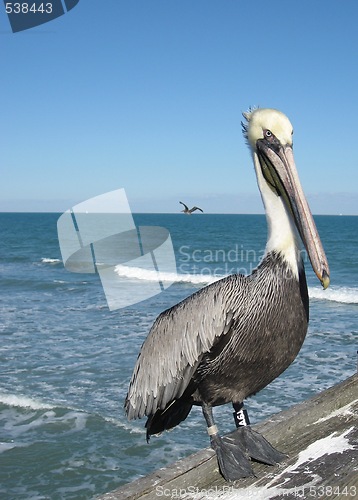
[{"xmin": 262, "ymin": 129, "xmax": 281, "ymax": 153}]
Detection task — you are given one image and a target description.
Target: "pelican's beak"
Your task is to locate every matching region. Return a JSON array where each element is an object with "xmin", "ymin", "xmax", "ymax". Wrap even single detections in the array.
[{"xmin": 256, "ymin": 139, "xmax": 330, "ymax": 289}]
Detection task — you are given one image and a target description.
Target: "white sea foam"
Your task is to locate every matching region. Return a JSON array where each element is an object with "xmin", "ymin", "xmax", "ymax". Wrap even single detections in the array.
[
  {"xmin": 114, "ymin": 265, "xmax": 220, "ymax": 285},
  {"xmin": 41, "ymin": 257, "xmax": 62, "ymax": 264},
  {"xmin": 309, "ymin": 285, "xmax": 358, "ymax": 304},
  {"xmin": 0, "ymin": 393, "xmax": 53, "ymax": 410},
  {"xmin": 0, "ymin": 443, "xmax": 16, "ymax": 453},
  {"xmin": 114, "ymin": 265, "xmax": 358, "ymax": 304},
  {"xmin": 102, "ymin": 414, "xmax": 144, "ymax": 434},
  {"xmin": 0, "ymin": 442, "xmax": 29, "ymax": 454}
]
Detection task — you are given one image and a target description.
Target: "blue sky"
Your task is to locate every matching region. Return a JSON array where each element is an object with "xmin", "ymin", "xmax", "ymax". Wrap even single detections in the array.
[{"xmin": 1, "ymin": 0, "xmax": 357, "ymax": 214}]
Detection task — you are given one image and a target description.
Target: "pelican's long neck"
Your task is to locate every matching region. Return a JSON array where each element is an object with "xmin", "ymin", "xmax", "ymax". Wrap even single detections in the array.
[{"xmin": 253, "ymin": 153, "xmax": 303, "ymax": 279}]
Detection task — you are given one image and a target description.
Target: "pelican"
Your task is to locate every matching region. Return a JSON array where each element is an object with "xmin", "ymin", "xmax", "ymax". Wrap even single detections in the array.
[
  {"xmin": 125, "ymin": 108, "xmax": 330, "ymax": 481},
  {"xmin": 180, "ymin": 201, "xmax": 203, "ymax": 214}
]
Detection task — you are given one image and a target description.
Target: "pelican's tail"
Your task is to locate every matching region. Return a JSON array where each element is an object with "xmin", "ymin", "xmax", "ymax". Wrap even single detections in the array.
[{"xmin": 145, "ymin": 399, "xmax": 193, "ymax": 442}]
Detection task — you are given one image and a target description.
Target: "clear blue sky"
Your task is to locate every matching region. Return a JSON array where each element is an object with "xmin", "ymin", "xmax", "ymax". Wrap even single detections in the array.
[{"xmin": 1, "ymin": 0, "xmax": 357, "ymax": 214}]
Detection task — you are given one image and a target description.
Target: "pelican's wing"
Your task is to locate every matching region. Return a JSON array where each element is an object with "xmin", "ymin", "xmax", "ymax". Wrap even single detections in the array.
[
  {"xmin": 179, "ymin": 201, "xmax": 189, "ymax": 210},
  {"xmin": 125, "ymin": 275, "xmax": 245, "ymax": 420},
  {"xmin": 190, "ymin": 206, "xmax": 203, "ymax": 213}
]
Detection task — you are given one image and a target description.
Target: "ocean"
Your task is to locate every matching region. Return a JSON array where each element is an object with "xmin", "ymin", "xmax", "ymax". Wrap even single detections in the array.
[{"xmin": 0, "ymin": 212, "xmax": 357, "ymax": 499}]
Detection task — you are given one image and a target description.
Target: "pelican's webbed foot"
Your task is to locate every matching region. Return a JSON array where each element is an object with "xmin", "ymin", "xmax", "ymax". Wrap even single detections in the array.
[
  {"xmin": 210, "ymin": 433, "xmax": 254, "ymax": 481},
  {"xmin": 232, "ymin": 402, "xmax": 287, "ymax": 465},
  {"xmin": 202, "ymin": 403, "xmax": 254, "ymax": 481},
  {"xmin": 226, "ymin": 426, "xmax": 287, "ymax": 465}
]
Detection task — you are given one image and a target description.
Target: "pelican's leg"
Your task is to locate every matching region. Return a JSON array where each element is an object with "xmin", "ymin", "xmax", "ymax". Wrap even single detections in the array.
[
  {"xmin": 202, "ymin": 403, "xmax": 253, "ymax": 481},
  {"xmin": 229, "ymin": 402, "xmax": 287, "ymax": 465},
  {"xmin": 232, "ymin": 402, "xmax": 250, "ymax": 427}
]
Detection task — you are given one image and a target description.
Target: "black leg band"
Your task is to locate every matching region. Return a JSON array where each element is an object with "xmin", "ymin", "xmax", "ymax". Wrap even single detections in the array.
[{"xmin": 232, "ymin": 402, "xmax": 250, "ymax": 427}]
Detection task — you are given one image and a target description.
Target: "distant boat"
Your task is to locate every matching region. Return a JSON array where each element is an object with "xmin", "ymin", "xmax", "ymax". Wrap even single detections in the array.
[{"xmin": 179, "ymin": 201, "xmax": 203, "ymax": 214}]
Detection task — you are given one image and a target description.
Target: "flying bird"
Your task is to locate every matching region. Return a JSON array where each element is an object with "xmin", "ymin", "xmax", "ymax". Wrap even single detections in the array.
[
  {"xmin": 179, "ymin": 201, "xmax": 203, "ymax": 214},
  {"xmin": 125, "ymin": 108, "xmax": 330, "ymax": 481}
]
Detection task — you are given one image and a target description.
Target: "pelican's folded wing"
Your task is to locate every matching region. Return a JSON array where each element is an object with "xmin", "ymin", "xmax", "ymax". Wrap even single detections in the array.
[{"xmin": 125, "ymin": 275, "xmax": 246, "ymax": 420}]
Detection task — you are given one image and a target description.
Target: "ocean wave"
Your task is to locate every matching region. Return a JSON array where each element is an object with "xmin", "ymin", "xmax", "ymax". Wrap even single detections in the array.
[
  {"xmin": 309, "ymin": 286, "xmax": 358, "ymax": 304},
  {"xmin": 114, "ymin": 265, "xmax": 220, "ymax": 285},
  {"xmin": 114, "ymin": 265, "xmax": 358, "ymax": 305},
  {"xmin": 41, "ymin": 258, "xmax": 62, "ymax": 264},
  {"xmin": 0, "ymin": 393, "xmax": 54, "ymax": 410},
  {"xmin": 101, "ymin": 414, "xmax": 144, "ymax": 434}
]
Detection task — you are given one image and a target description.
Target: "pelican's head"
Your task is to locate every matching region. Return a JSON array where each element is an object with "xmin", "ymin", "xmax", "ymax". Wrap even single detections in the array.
[
  {"xmin": 243, "ymin": 108, "xmax": 293, "ymax": 150},
  {"xmin": 242, "ymin": 108, "xmax": 330, "ymax": 289}
]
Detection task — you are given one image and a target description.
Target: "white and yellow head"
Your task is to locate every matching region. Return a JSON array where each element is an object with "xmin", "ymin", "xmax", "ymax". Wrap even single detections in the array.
[
  {"xmin": 243, "ymin": 108, "xmax": 293, "ymax": 150},
  {"xmin": 242, "ymin": 107, "xmax": 329, "ymax": 289}
]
